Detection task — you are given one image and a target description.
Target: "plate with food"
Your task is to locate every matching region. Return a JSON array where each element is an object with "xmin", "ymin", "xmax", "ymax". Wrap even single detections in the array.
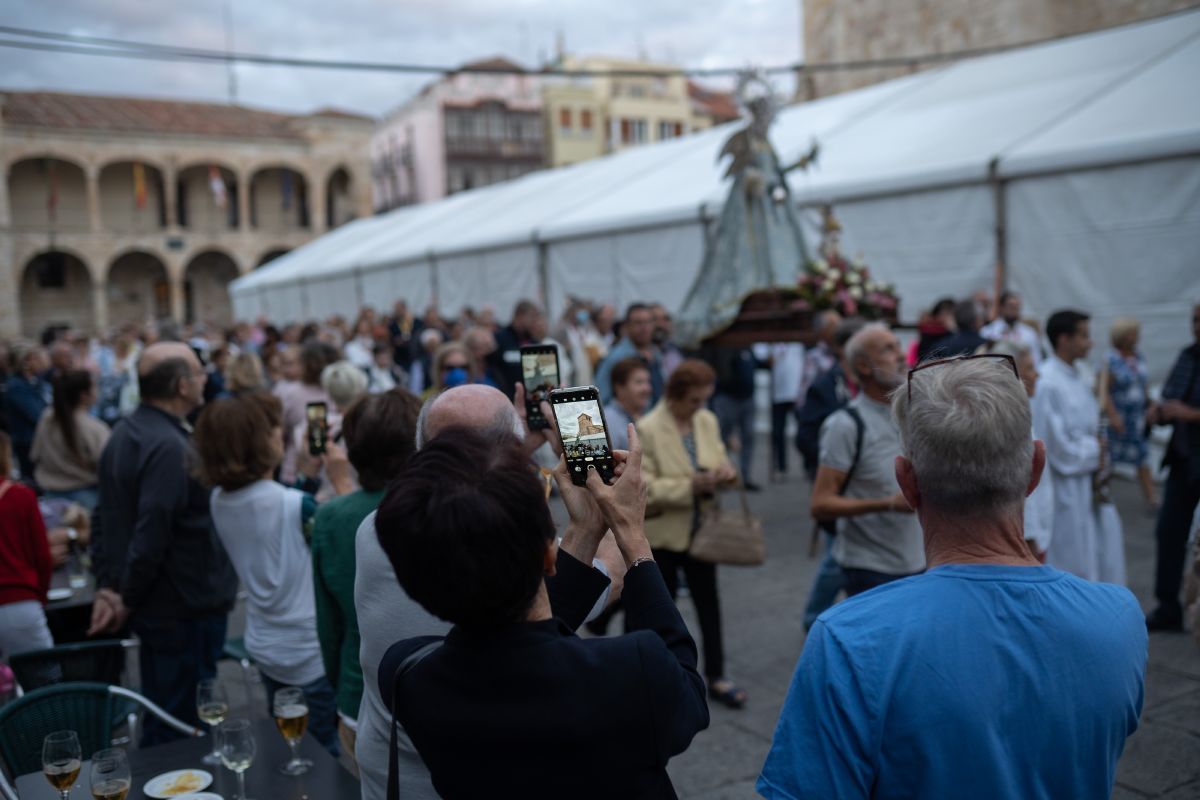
[
  {"xmin": 174, "ymin": 794, "xmax": 223, "ymax": 800},
  {"xmin": 143, "ymin": 769, "xmax": 213, "ymax": 798}
]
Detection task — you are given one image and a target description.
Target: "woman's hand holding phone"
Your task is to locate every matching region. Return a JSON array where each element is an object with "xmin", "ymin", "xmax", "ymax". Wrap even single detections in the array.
[
  {"xmin": 585, "ymin": 424, "xmax": 652, "ymax": 566},
  {"xmin": 514, "ymin": 382, "xmax": 564, "ymax": 459}
]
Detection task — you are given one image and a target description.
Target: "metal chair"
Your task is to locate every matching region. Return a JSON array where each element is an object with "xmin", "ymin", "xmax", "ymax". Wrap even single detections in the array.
[
  {"xmin": 0, "ymin": 682, "xmax": 201, "ymax": 800},
  {"xmin": 8, "ymin": 639, "xmax": 135, "ymax": 694}
]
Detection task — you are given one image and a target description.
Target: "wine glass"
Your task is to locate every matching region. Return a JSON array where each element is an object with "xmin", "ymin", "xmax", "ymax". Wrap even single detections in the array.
[
  {"xmin": 218, "ymin": 718, "xmax": 257, "ymax": 800},
  {"xmin": 272, "ymin": 686, "xmax": 313, "ymax": 775},
  {"xmin": 89, "ymin": 748, "xmax": 131, "ymax": 800},
  {"xmin": 196, "ymin": 678, "xmax": 229, "ymax": 765},
  {"xmin": 42, "ymin": 730, "xmax": 81, "ymax": 799}
]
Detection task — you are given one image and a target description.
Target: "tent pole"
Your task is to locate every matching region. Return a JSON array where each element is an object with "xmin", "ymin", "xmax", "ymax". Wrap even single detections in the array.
[
  {"xmin": 428, "ymin": 250, "xmax": 439, "ymax": 313},
  {"xmin": 989, "ymin": 158, "xmax": 1008, "ymax": 306},
  {"xmin": 535, "ymin": 234, "xmax": 549, "ymax": 313}
]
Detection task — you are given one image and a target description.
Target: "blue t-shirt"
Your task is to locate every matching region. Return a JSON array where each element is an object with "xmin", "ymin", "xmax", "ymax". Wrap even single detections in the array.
[{"xmin": 758, "ymin": 564, "xmax": 1146, "ymax": 800}]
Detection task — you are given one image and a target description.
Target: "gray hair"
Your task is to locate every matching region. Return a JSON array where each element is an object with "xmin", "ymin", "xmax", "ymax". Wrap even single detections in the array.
[
  {"xmin": 415, "ymin": 394, "xmax": 524, "ymax": 450},
  {"xmin": 321, "ymin": 360, "xmax": 368, "ymax": 410},
  {"xmin": 843, "ymin": 322, "xmax": 888, "ymax": 378},
  {"xmin": 892, "ymin": 357, "xmax": 1033, "ymax": 516}
]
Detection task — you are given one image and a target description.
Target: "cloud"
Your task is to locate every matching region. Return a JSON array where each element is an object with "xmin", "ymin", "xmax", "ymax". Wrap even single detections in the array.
[{"xmin": 0, "ymin": 0, "xmax": 800, "ymax": 115}]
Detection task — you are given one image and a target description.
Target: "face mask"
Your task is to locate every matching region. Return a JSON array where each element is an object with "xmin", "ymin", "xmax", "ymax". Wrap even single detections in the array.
[
  {"xmin": 444, "ymin": 367, "xmax": 469, "ymax": 388},
  {"xmin": 575, "ymin": 310, "xmax": 590, "ymax": 324}
]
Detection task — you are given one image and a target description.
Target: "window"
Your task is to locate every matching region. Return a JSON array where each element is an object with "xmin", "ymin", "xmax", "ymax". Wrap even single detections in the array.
[
  {"xmin": 559, "ymin": 108, "xmax": 572, "ymax": 132},
  {"xmin": 657, "ymin": 121, "xmax": 686, "ymax": 140},
  {"xmin": 580, "ymin": 109, "xmax": 593, "ymax": 134},
  {"xmin": 621, "ymin": 118, "xmax": 648, "ymax": 144}
]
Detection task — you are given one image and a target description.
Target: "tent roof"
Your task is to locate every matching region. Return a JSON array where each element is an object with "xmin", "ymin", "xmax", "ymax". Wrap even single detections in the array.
[{"xmin": 234, "ymin": 9, "xmax": 1200, "ymax": 296}]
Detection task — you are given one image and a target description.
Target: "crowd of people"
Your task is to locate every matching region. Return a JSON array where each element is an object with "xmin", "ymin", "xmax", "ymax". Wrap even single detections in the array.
[{"xmin": 0, "ymin": 288, "xmax": 1196, "ymax": 798}]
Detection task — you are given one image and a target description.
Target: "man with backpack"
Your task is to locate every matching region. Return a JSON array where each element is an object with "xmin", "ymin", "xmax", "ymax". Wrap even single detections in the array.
[{"xmin": 809, "ymin": 324, "xmax": 925, "ymax": 598}]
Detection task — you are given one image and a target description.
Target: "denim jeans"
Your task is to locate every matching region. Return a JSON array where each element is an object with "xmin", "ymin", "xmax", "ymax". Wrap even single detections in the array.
[
  {"xmin": 803, "ymin": 533, "xmax": 844, "ymax": 630},
  {"xmin": 43, "ymin": 486, "xmax": 100, "ymax": 512},
  {"xmin": 131, "ymin": 612, "xmax": 226, "ymax": 746},
  {"xmin": 769, "ymin": 402, "xmax": 799, "ymax": 474},
  {"xmin": 261, "ymin": 672, "xmax": 340, "ymax": 757},
  {"xmin": 713, "ymin": 394, "xmax": 757, "ymax": 483}
]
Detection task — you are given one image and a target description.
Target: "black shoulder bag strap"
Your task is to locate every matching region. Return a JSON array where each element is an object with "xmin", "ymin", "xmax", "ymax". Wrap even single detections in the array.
[
  {"xmin": 813, "ymin": 406, "xmax": 867, "ymax": 543},
  {"xmin": 387, "ymin": 640, "xmax": 442, "ymax": 800}
]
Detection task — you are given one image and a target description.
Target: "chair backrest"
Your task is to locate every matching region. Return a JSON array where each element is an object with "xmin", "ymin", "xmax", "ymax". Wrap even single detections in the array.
[
  {"xmin": 8, "ymin": 640, "xmax": 129, "ymax": 693},
  {"xmin": 0, "ymin": 682, "xmax": 114, "ymax": 780}
]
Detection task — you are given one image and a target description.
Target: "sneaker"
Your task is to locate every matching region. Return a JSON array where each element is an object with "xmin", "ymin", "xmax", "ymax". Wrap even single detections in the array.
[
  {"xmin": 1145, "ymin": 607, "xmax": 1184, "ymax": 632},
  {"xmin": 743, "ymin": 481, "xmax": 762, "ymax": 493}
]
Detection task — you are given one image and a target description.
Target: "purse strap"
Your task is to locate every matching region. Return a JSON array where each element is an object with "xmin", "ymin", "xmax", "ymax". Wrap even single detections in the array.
[{"xmin": 387, "ymin": 639, "xmax": 442, "ymax": 800}]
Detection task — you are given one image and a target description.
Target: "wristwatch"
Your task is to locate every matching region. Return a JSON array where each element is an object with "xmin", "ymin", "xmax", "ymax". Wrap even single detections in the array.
[{"xmin": 65, "ymin": 527, "xmax": 79, "ymax": 543}]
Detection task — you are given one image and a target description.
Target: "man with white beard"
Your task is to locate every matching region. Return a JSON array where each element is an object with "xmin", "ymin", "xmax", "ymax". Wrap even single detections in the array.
[{"xmin": 1033, "ymin": 310, "xmax": 1125, "ymax": 582}]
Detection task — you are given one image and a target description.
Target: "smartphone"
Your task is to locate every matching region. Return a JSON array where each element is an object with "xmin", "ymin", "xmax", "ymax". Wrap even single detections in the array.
[
  {"xmin": 549, "ymin": 386, "xmax": 616, "ymax": 487},
  {"xmin": 521, "ymin": 345, "xmax": 561, "ymax": 431},
  {"xmin": 305, "ymin": 402, "xmax": 329, "ymax": 456}
]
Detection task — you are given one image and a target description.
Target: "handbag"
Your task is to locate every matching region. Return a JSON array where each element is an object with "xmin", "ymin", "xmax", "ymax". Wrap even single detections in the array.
[{"xmin": 689, "ymin": 483, "xmax": 766, "ymax": 566}]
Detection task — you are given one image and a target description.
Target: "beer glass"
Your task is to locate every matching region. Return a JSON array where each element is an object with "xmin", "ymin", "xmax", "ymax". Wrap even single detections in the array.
[
  {"xmin": 196, "ymin": 678, "xmax": 229, "ymax": 764},
  {"xmin": 89, "ymin": 748, "xmax": 130, "ymax": 800},
  {"xmin": 272, "ymin": 686, "xmax": 313, "ymax": 775},
  {"xmin": 42, "ymin": 730, "xmax": 81, "ymax": 799},
  {"xmin": 218, "ymin": 718, "xmax": 256, "ymax": 800}
]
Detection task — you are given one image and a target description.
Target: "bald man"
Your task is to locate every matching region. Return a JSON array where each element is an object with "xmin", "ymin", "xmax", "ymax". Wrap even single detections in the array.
[
  {"xmin": 90, "ymin": 342, "xmax": 236, "ymax": 745},
  {"xmin": 353, "ymin": 383, "xmax": 623, "ymax": 800}
]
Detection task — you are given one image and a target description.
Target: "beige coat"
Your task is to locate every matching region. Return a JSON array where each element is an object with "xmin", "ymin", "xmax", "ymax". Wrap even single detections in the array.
[
  {"xmin": 30, "ymin": 409, "xmax": 110, "ymax": 491},
  {"xmin": 637, "ymin": 402, "xmax": 729, "ymax": 553}
]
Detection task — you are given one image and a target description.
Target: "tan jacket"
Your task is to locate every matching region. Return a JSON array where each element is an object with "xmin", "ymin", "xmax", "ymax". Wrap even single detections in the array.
[
  {"xmin": 637, "ymin": 402, "xmax": 729, "ymax": 553},
  {"xmin": 30, "ymin": 409, "xmax": 110, "ymax": 491}
]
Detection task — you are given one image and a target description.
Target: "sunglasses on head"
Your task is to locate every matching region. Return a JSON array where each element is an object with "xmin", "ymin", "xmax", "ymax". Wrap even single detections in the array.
[{"xmin": 906, "ymin": 353, "xmax": 1019, "ymax": 402}]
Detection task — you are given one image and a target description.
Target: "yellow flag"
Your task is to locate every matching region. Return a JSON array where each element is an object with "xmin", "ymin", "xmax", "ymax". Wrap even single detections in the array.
[{"xmin": 132, "ymin": 162, "xmax": 147, "ymax": 209}]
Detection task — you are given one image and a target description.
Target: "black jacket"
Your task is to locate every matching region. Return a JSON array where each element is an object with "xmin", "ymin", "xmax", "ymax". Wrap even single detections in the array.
[
  {"xmin": 380, "ymin": 560, "xmax": 709, "ymax": 799},
  {"xmin": 93, "ymin": 405, "xmax": 236, "ymax": 618},
  {"xmin": 934, "ymin": 330, "xmax": 987, "ymax": 359},
  {"xmin": 796, "ymin": 363, "xmax": 852, "ymax": 478}
]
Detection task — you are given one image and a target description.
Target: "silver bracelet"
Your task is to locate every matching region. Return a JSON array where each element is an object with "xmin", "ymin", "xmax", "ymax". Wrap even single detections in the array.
[{"xmin": 629, "ymin": 557, "xmax": 655, "ymax": 570}]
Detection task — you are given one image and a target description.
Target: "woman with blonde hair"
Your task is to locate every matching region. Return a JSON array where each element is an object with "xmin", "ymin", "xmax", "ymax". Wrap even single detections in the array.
[
  {"xmin": 225, "ymin": 351, "xmax": 267, "ymax": 396},
  {"xmin": 1103, "ymin": 317, "xmax": 1157, "ymax": 507},
  {"xmin": 424, "ymin": 342, "xmax": 475, "ymax": 400}
]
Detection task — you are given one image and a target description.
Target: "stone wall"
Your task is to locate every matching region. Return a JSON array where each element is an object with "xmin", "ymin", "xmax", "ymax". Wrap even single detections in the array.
[{"xmin": 802, "ymin": 0, "xmax": 1199, "ymax": 99}]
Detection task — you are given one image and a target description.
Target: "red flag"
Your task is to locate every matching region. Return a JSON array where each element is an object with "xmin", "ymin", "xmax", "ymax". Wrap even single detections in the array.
[
  {"xmin": 209, "ymin": 165, "xmax": 228, "ymax": 209},
  {"xmin": 133, "ymin": 162, "xmax": 147, "ymax": 210}
]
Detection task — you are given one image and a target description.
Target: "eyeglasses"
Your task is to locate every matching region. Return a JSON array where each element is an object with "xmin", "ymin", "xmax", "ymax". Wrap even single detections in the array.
[{"xmin": 906, "ymin": 353, "xmax": 1019, "ymax": 402}]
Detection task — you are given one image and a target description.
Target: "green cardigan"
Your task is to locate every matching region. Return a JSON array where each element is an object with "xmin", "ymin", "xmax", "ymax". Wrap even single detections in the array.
[{"xmin": 311, "ymin": 488, "xmax": 385, "ymax": 720}]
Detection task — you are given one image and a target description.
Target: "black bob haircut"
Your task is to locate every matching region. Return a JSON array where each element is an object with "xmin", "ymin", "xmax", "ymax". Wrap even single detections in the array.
[
  {"xmin": 1046, "ymin": 310, "xmax": 1090, "ymax": 351},
  {"xmin": 374, "ymin": 426, "xmax": 555, "ymax": 629}
]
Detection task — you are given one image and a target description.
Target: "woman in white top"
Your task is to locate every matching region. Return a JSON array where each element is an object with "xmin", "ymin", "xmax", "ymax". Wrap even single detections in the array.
[{"xmin": 195, "ymin": 392, "xmax": 342, "ymax": 756}]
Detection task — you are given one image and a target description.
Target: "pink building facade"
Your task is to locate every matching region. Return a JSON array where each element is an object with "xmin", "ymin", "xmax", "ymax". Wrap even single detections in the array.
[{"xmin": 371, "ymin": 58, "xmax": 544, "ymax": 211}]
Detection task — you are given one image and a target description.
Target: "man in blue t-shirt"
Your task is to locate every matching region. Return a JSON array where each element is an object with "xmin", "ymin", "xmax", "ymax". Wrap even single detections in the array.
[{"xmin": 759, "ymin": 355, "xmax": 1147, "ymax": 800}]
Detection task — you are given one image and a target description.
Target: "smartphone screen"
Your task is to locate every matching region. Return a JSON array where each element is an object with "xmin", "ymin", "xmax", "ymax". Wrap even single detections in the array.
[
  {"xmin": 305, "ymin": 402, "xmax": 329, "ymax": 456},
  {"xmin": 521, "ymin": 345, "xmax": 560, "ymax": 431},
  {"xmin": 550, "ymin": 386, "xmax": 615, "ymax": 486}
]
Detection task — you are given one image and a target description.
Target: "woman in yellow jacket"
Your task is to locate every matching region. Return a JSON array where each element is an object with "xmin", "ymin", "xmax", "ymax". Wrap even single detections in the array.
[{"xmin": 637, "ymin": 358, "xmax": 746, "ymax": 709}]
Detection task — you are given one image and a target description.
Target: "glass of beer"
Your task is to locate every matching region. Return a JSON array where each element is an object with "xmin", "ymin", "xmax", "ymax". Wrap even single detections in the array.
[
  {"xmin": 196, "ymin": 678, "xmax": 229, "ymax": 765},
  {"xmin": 42, "ymin": 730, "xmax": 81, "ymax": 799},
  {"xmin": 272, "ymin": 686, "xmax": 313, "ymax": 775},
  {"xmin": 89, "ymin": 748, "xmax": 130, "ymax": 800},
  {"xmin": 218, "ymin": 718, "xmax": 257, "ymax": 800}
]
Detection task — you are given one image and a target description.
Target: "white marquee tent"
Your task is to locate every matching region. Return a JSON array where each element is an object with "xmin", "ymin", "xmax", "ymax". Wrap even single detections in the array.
[{"xmin": 231, "ymin": 9, "xmax": 1200, "ymax": 380}]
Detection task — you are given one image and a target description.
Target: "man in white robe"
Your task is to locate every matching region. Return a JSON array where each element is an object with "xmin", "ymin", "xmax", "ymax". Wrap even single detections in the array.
[{"xmin": 1033, "ymin": 310, "xmax": 1126, "ymax": 582}]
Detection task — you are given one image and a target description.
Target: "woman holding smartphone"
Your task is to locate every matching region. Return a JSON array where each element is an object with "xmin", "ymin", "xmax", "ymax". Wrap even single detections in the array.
[{"xmin": 637, "ymin": 359, "xmax": 746, "ymax": 709}]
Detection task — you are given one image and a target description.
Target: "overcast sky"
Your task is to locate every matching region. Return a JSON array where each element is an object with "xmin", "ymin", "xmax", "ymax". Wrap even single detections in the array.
[{"xmin": 1, "ymin": 0, "xmax": 803, "ymax": 117}]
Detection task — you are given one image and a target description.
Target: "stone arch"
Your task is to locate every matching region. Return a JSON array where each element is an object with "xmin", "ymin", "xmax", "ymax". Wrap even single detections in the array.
[
  {"xmin": 176, "ymin": 162, "xmax": 239, "ymax": 231},
  {"xmin": 7, "ymin": 157, "xmax": 89, "ymax": 229},
  {"xmin": 256, "ymin": 248, "xmax": 291, "ymax": 268},
  {"xmin": 19, "ymin": 250, "xmax": 95, "ymax": 337},
  {"xmin": 106, "ymin": 250, "xmax": 170, "ymax": 326},
  {"xmin": 249, "ymin": 165, "xmax": 309, "ymax": 232},
  {"xmin": 98, "ymin": 161, "xmax": 167, "ymax": 232},
  {"xmin": 326, "ymin": 164, "xmax": 355, "ymax": 230},
  {"xmin": 184, "ymin": 250, "xmax": 240, "ymax": 327}
]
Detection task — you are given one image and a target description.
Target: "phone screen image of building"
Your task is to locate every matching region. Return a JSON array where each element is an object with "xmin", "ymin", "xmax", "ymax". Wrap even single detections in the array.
[{"xmin": 553, "ymin": 399, "xmax": 611, "ymax": 461}]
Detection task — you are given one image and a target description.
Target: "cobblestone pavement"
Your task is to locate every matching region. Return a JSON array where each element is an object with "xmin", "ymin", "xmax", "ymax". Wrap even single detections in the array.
[{"xmin": 654, "ymin": 459, "xmax": 1200, "ymax": 799}]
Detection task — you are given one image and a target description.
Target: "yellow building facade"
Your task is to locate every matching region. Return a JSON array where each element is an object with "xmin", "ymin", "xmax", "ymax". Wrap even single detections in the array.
[{"xmin": 543, "ymin": 57, "xmax": 738, "ymax": 168}]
